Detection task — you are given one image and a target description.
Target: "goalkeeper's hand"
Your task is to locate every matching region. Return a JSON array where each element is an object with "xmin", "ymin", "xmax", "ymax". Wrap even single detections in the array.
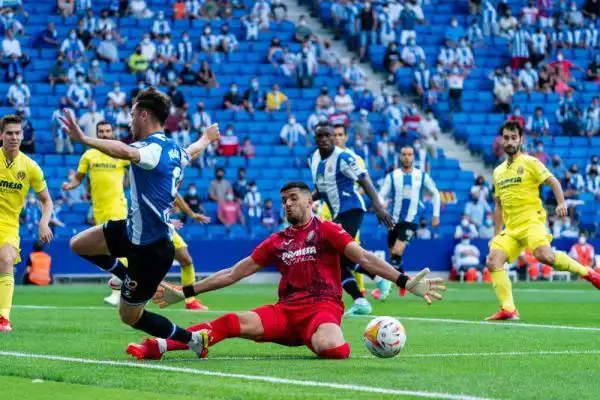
[
  {"xmin": 405, "ymin": 268, "xmax": 446, "ymax": 305},
  {"xmin": 153, "ymin": 283, "xmax": 186, "ymax": 308}
]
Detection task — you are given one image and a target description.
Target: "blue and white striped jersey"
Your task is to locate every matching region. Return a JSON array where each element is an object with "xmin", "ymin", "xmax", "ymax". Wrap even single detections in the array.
[
  {"xmin": 128, "ymin": 132, "xmax": 189, "ymax": 245},
  {"xmin": 510, "ymin": 30, "xmax": 531, "ymax": 57},
  {"xmin": 379, "ymin": 168, "xmax": 441, "ymax": 224},
  {"xmin": 310, "ymin": 147, "xmax": 366, "ymax": 219}
]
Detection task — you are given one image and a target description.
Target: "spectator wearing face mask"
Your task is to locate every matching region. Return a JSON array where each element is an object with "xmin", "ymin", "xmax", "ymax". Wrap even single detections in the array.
[
  {"xmin": 525, "ymin": 107, "xmax": 549, "ymax": 137},
  {"xmin": 351, "ymin": 110, "xmax": 373, "ymax": 143},
  {"xmin": 494, "ymin": 76, "xmax": 515, "ymax": 114},
  {"xmin": 416, "ymin": 217, "xmax": 432, "ymax": 239},
  {"xmin": 192, "ymin": 102, "xmax": 212, "ymax": 134},
  {"xmin": 453, "ymin": 235, "xmax": 482, "ymax": 275},
  {"xmin": 66, "ymin": 72, "xmax": 92, "ymax": 113},
  {"xmin": 556, "ymin": 216, "xmax": 580, "ymax": 239},
  {"xmin": 384, "ymin": 42, "xmax": 401, "ymax": 84},
  {"xmin": 244, "ymin": 77, "xmax": 265, "ymax": 113},
  {"xmin": 464, "ymin": 192, "xmax": 492, "ymax": 227},
  {"xmin": 218, "ymin": 124, "xmax": 240, "ymax": 156},
  {"xmin": 549, "ymin": 154, "xmax": 568, "ymax": 180},
  {"xmin": 51, "ymin": 98, "xmax": 74, "ymax": 154},
  {"xmin": 209, "ymin": 168, "xmax": 233, "ymax": 202},
  {"xmin": 398, "ymin": 0, "xmax": 425, "ymax": 45},
  {"xmin": 518, "ymin": 62, "xmax": 538, "ymax": 93},
  {"xmin": 509, "ymin": 23, "xmax": 531, "ymax": 70},
  {"xmin": 401, "ymin": 38, "xmax": 426, "ymax": 67},
  {"xmin": 454, "ymin": 214, "xmax": 478, "ymax": 239},
  {"xmin": 586, "ymin": 167, "xmax": 600, "ymax": 197},
  {"xmin": 295, "ymin": 15, "xmax": 313, "ymax": 43},
  {"xmin": 447, "ymin": 66, "xmax": 467, "ymax": 112},
  {"xmin": 479, "ymin": 212, "xmax": 495, "ymax": 239},
  {"xmin": 266, "ymin": 84, "xmax": 289, "ymax": 113},
  {"xmin": 418, "ymin": 110, "xmax": 440, "ymax": 157},
  {"xmin": 183, "ymin": 183, "xmax": 204, "ymax": 221},
  {"xmin": 456, "ymin": 38, "xmax": 475, "ymax": 69},
  {"xmin": 531, "ymin": 140, "xmax": 549, "ymax": 165},
  {"xmin": 569, "ymin": 233, "xmax": 596, "ymax": 268},
  {"xmin": 244, "ymin": 181, "xmax": 262, "ymax": 228},
  {"xmin": 218, "ymin": 190, "xmax": 245, "ymax": 231},
  {"xmin": 445, "ymin": 17, "xmax": 465, "ymax": 48},
  {"xmin": 261, "ymin": 199, "xmax": 279, "ymax": 233},
  {"xmin": 223, "ymin": 83, "xmax": 244, "ymax": 111},
  {"xmin": 466, "ymin": 18, "xmax": 484, "ymax": 48},
  {"xmin": 96, "ymin": 33, "xmax": 119, "ymax": 64},
  {"xmin": 280, "ymin": 115, "xmax": 307, "ymax": 148},
  {"xmin": 233, "ymin": 168, "xmax": 248, "ymax": 200}
]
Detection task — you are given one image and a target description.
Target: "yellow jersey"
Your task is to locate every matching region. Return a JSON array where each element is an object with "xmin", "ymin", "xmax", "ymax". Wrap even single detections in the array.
[
  {"xmin": 493, "ymin": 154, "xmax": 552, "ymax": 230},
  {"xmin": 0, "ymin": 149, "xmax": 46, "ymax": 234},
  {"xmin": 320, "ymin": 148, "xmax": 367, "ymax": 221},
  {"xmin": 77, "ymin": 149, "xmax": 129, "ymax": 219}
]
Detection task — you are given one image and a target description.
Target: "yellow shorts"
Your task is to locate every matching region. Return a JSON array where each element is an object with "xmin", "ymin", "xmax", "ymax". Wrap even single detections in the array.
[
  {"xmin": 172, "ymin": 231, "xmax": 187, "ymax": 250},
  {"xmin": 490, "ymin": 222, "xmax": 552, "ymax": 262},
  {"xmin": 94, "ymin": 208, "xmax": 128, "ymax": 226},
  {"xmin": 0, "ymin": 229, "xmax": 21, "ymax": 264}
]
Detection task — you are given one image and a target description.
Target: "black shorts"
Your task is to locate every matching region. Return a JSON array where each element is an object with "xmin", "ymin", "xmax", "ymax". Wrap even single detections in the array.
[
  {"xmin": 103, "ymin": 219, "xmax": 175, "ymax": 306},
  {"xmin": 387, "ymin": 221, "xmax": 418, "ymax": 248},
  {"xmin": 334, "ymin": 208, "xmax": 364, "ymax": 238}
]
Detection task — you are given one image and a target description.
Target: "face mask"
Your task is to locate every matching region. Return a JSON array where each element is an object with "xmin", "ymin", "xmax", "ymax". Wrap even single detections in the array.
[
  {"xmin": 231, "ymin": 87, "xmax": 238, "ymax": 94},
  {"xmin": 514, "ymin": 110, "xmax": 521, "ymax": 116},
  {"xmin": 6, "ymin": 12, "xmax": 13, "ymax": 19},
  {"xmin": 70, "ymin": 33, "xmax": 77, "ymax": 40},
  {"xmin": 461, "ymin": 219, "xmax": 469, "ymax": 227},
  {"xmin": 90, "ymin": 103, "xmax": 97, "ymax": 112},
  {"xmin": 420, "ymin": 222, "xmax": 426, "ymax": 228},
  {"xmin": 143, "ymin": 38, "xmax": 150, "ymax": 44},
  {"xmin": 164, "ymin": 39, "xmax": 170, "ymax": 45},
  {"xmin": 485, "ymin": 217, "xmax": 493, "ymax": 225},
  {"xmin": 414, "ymin": 143, "xmax": 421, "ymax": 149},
  {"xmin": 217, "ymin": 174, "xmax": 224, "ymax": 180},
  {"xmin": 189, "ymin": 188, "xmax": 197, "ymax": 196},
  {"xmin": 289, "ymin": 119, "xmax": 296, "ymax": 125},
  {"xmin": 564, "ymin": 220, "xmax": 571, "ymax": 228},
  {"xmin": 461, "ymin": 239, "xmax": 470, "ymax": 245},
  {"xmin": 226, "ymin": 194, "xmax": 234, "ymax": 201},
  {"xmin": 571, "ymin": 167, "xmax": 578, "ymax": 173},
  {"xmin": 152, "ymin": 62, "xmax": 159, "ymax": 69},
  {"xmin": 552, "ymin": 160, "xmax": 560, "ymax": 166},
  {"xmin": 579, "ymin": 236, "xmax": 587, "ymax": 245},
  {"xmin": 106, "ymin": 35, "xmax": 113, "ymax": 41},
  {"xmin": 15, "ymin": 77, "xmax": 22, "ymax": 84},
  {"xmin": 461, "ymin": 41, "xmax": 467, "ymax": 47},
  {"xmin": 250, "ymin": 186, "xmax": 257, "ymax": 193},
  {"xmin": 383, "ymin": 7, "xmax": 388, "ymax": 13},
  {"xmin": 158, "ymin": 14, "xmax": 164, "ymax": 20},
  {"xmin": 453, "ymin": 68, "xmax": 460, "ymax": 74},
  {"xmin": 419, "ymin": 63, "xmax": 425, "ymax": 69},
  {"xmin": 77, "ymin": 77, "xmax": 84, "ymax": 84},
  {"xmin": 557, "ymin": 54, "xmax": 564, "ymax": 61},
  {"xmin": 27, "ymin": 197, "xmax": 35, "ymax": 204},
  {"xmin": 451, "ymin": 21, "xmax": 458, "ymax": 27},
  {"xmin": 226, "ymin": 129, "xmax": 233, "ymax": 136},
  {"xmin": 252, "ymin": 81, "xmax": 259, "ymax": 89},
  {"xmin": 536, "ymin": 145, "xmax": 543, "ymax": 152},
  {"xmin": 114, "ymin": 86, "xmax": 120, "ymax": 92},
  {"xmin": 205, "ymin": 29, "xmax": 211, "ymax": 35}
]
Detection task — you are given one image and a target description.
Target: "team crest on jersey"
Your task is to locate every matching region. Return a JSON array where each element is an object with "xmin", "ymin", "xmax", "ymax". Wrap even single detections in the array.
[
  {"xmin": 306, "ymin": 230, "xmax": 315, "ymax": 243},
  {"xmin": 517, "ymin": 166, "xmax": 524, "ymax": 175},
  {"xmin": 16, "ymin": 171, "xmax": 25, "ymax": 181},
  {"xmin": 327, "ymin": 165, "xmax": 333, "ymax": 173}
]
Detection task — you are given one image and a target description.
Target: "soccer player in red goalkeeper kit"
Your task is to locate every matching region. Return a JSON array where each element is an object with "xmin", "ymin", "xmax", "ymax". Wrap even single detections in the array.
[{"xmin": 127, "ymin": 181, "xmax": 446, "ymax": 360}]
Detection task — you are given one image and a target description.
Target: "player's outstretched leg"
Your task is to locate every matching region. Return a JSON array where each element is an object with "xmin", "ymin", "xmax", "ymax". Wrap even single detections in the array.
[
  {"xmin": 127, "ymin": 312, "xmax": 249, "ymax": 360},
  {"xmin": 70, "ymin": 225, "xmax": 128, "ymax": 282},
  {"xmin": 175, "ymin": 246, "xmax": 208, "ymax": 311},
  {"xmin": 0, "ymin": 244, "xmax": 18, "ymax": 332},
  {"xmin": 534, "ymin": 246, "xmax": 600, "ymax": 289},
  {"xmin": 485, "ymin": 248, "xmax": 520, "ymax": 321},
  {"xmin": 310, "ymin": 323, "xmax": 351, "ymax": 359}
]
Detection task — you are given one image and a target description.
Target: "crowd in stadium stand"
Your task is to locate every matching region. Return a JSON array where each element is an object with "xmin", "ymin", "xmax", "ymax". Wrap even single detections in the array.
[{"xmin": 4, "ymin": 0, "xmax": 599, "ymax": 257}]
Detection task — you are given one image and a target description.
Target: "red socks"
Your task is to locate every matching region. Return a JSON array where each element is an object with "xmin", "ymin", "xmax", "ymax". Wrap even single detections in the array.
[
  {"xmin": 164, "ymin": 313, "xmax": 242, "ymax": 352},
  {"xmin": 319, "ymin": 342, "xmax": 351, "ymax": 359}
]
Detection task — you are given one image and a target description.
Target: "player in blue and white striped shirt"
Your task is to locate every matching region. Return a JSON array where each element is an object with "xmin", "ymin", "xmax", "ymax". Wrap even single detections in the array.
[
  {"xmin": 310, "ymin": 122, "xmax": 393, "ymax": 315},
  {"xmin": 376, "ymin": 145, "xmax": 441, "ymax": 299},
  {"xmin": 59, "ymin": 87, "xmax": 220, "ymax": 357}
]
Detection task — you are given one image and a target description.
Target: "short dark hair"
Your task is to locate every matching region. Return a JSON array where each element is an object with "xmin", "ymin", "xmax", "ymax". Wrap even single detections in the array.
[
  {"xmin": 280, "ymin": 181, "xmax": 311, "ymax": 193},
  {"xmin": 0, "ymin": 114, "xmax": 22, "ymax": 133},
  {"xmin": 133, "ymin": 86, "xmax": 171, "ymax": 125},
  {"xmin": 500, "ymin": 120, "xmax": 524, "ymax": 137},
  {"xmin": 315, "ymin": 121, "xmax": 332, "ymax": 134},
  {"xmin": 332, "ymin": 124, "xmax": 347, "ymax": 135},
  {"xmin": 96, "ymin": 120, "xmax": 111, "ymax": 131},
  {"xmin": 33, "ymin": 240, "xmax": 44, "ymax": 252},
  {"xmin": 216, "ymin": 167, "xmax": 225, "ymax": 174}
]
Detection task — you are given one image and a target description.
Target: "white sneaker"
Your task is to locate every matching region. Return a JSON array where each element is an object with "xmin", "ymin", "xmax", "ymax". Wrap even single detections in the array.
[
  {"xmin": 108, "ymin": 276, "xmax": 123, "ymax": 290},
  {"xmin": 188, "ymin": 330, "xmax": 209, "ymax": 358},
  {"xmin": 103, "ymin": 292, "xmax": 120, "ymax": 307}
]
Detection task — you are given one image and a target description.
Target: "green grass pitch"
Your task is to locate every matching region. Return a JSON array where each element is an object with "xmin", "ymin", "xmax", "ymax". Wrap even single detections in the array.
[{"xmin": 1, "ymin": 282, "xmax": 599, "ymax": 400}]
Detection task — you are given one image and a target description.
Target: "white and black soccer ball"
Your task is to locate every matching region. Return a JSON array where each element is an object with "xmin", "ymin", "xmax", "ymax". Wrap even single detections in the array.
[{"xmin": 363, "ymin": 316, "xmax": 406, "ymax": 358}]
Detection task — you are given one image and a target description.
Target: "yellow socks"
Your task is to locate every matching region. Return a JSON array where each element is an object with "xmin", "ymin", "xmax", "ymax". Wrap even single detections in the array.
[
  {"xmin": 0, "ymin": 273, "xmax": 15, "ymax": 320},
  {"xmin": 355, "ymin": 272, "xmax": 365, "ymax": 293},
  {"xmin": 181, "ymin": 263, "xmax": 196, "ymax": 302},
  {"xmin": 553, "ymin": 251, "xmax": 589, "ymax": 277},
  {"xmin": 490, "ymin": 269, "xmax": 516, "ymax": 312}
]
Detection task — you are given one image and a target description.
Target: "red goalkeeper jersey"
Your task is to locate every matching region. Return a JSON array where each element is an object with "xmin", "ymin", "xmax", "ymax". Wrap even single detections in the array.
[{"xmin": 251, "ymin": 217, "xmax": 354, "ymax": 305}]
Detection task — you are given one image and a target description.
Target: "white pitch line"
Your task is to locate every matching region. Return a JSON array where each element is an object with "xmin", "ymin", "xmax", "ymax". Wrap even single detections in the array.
[
  {"xmin": 0, "ymin": 351, "xmax": 493, "ymax": 400},
  {"xmin": 174, "ymin": 349, "xmax": 600, "ymax": 361},
  {"xmin": 13, "ymin": 304, "xmax": 600, "ymax": 332}
]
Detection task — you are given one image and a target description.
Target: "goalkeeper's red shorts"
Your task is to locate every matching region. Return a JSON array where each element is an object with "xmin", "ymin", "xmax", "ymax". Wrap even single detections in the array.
[{"xmin": 252, "ymin": 300, "xmax": 343, "ymax": 353}]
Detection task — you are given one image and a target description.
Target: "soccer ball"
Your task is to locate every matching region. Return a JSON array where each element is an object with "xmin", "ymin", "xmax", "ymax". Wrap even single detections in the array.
[{"xmin": 363, "ymin": 316, "xmax": 406, "ymax": 358}]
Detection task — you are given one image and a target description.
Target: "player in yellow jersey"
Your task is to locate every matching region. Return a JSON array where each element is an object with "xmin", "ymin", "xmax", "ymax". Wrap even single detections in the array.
[
  {"xmin": 320, "ymin": 125, "xmax": 367, "ymax": 295},
  {"xmin": 62, "ymin": 121, "xmax": 130, "ymax": 306},
  {"xmin": 0, "ymin": 114, "xmax": 54, "ymax": 332},
  {"xmin": 486, "ymin": 121, "xmax": 600, "ymax": 321}
]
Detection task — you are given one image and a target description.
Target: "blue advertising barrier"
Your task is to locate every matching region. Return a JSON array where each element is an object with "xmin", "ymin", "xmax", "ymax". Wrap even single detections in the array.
[{"xmin": 16, "ymin": 237, "xmax": 591, "ymax": 276}]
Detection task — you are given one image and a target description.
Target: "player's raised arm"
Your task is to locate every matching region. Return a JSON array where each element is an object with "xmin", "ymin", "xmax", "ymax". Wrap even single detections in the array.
[
  {"xmin": 153, "ymin": 256, "xmax": 264, "ymax": 308},
  {"xmin": 342, "ymin": 241, "xmax": 445, "ymax": 305},
  {"xmin": 543, "ymin": 176, "xmax": 568, "ymax": 218},
  {"xmin": 58, "ymin": 109, "xmax": 142, "ymax": 162},
  {"xmin": 185, "ymin": 124, "xmax": 220, "ymax": 161}
]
